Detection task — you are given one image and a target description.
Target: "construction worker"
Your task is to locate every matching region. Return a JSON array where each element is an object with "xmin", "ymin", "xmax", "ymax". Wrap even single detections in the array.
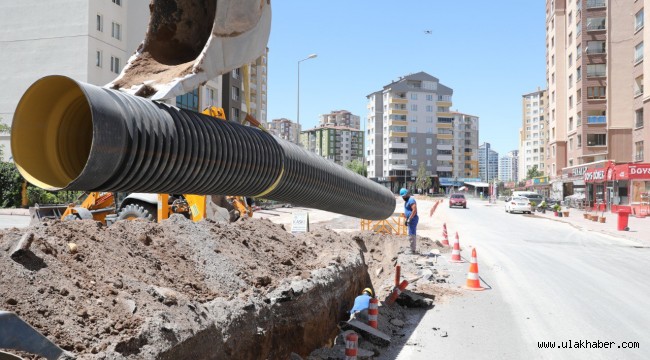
[
  {"xmin": 400, "ymin": 188, "xmax": 419, "ymax": 254},
  {"xmin": 349, "ymin": 288, "xmax": 374, "ymax": 321}
]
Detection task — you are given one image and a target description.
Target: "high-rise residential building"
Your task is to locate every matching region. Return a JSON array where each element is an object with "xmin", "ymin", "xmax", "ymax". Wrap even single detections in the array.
[
  {"xmin": 366, "ymin": 72, "xmax": 455, "ymax": 192},
  {"xmin": 319, "ymin": 110, "xmax": 361, "ymax": 129},
  {"xmin": 499, "ymin": 150, "xmax": 519, "ymax": 182},
  {"xmin": 451, "ymin": 112, "xmax": 480, "ymax": 179},
  {"xmin": 519, "ymin": 89, "xmax": 548, "ymax": 180},
  {"xmin": 478, "ymin": 143, "xmax": 499, "ymax": 182},
  {"xmin": 300, "ymin": 126, "xmax": 364, "ymax": 165},
  {"xmin": 220, "ymin": 50, "xmax": 269, "ymax": 124},
  {"xmin": 546, "ymin": 0, "xmax": 649, "ymax": 198},
  {"xmin": 0, "ymin": 0, "xmax": 149, "ymax": 160},
  {"xmin": 266, "ymin": 118, "xmax": 301, "ymax": 145}
]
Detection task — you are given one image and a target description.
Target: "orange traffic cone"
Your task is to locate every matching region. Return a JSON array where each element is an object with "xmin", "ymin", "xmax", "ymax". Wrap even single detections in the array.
[
  {"xmin": 449, "ymin": 232, "xmax": 463, "ymax": 263},
  {"xmin": 465, "ymin": 248, "xmax": 484, "ymax": 291},
  {"xmin": 441, "ymin": 223, "xmax": 449, "ymax": 246}
]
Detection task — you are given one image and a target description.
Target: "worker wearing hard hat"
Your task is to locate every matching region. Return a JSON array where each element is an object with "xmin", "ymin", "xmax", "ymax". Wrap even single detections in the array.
[
  {"xmin": 400, "ymin": 188, "xmax": 419, "ymax": 254},
  {"xmin": 349, "ymin": 288, "xmax": 374, "ymax": 321}
]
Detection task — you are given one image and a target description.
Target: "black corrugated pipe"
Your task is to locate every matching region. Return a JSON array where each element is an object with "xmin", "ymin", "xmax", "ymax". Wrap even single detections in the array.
[{"xmin": 11, "ymin": 76, "xmax": 395, "ymax": 220}]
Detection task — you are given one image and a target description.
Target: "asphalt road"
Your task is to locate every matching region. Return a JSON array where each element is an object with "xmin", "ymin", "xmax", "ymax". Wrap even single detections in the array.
[
  {"xmin": 398, "ymin": 197, "xmax": 650, "ymax": 360},
  {"xmin": 0, "ymin": 215, "xmax": 30, "ymax": 229}
]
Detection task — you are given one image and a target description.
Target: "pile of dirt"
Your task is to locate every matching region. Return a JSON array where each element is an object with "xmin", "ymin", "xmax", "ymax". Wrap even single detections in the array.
[{"xmin": 0, "ymin": 216, "xmax": 371, "ymax": 359}]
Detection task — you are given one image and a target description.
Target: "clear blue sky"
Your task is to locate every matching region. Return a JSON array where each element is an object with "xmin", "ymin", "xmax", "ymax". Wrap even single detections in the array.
[{"xmin": 266, "ymin": 1, "xmax": 546, "ymax": 156}]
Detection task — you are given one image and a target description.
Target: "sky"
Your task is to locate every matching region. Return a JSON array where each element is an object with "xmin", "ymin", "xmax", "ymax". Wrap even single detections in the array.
[{"xmin": 266, "ymin": 1, "xmax": 547, "ymax": 157}]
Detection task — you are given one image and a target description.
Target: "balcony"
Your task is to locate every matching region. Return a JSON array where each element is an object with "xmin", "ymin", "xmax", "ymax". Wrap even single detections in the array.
[
  {"xmin": 586, "ymin": 0, "xmax": 606, "ymax": 9},
  {"xmin": 390, "ymin": 97, "xmax": 408, "ymax": 104},
  {"xmin": 388, "ymin": 153, "xmax": 408, "ymax": 160},
  {"xmin": 587, "ymin": 116, "xmax": 606, "ymax": 124},
  {"xmin": 389, "ymin": 131, "xmax": 408, "ymax": 138},
  {"xmin": 437, "ymin": 100, "xmax": 453, "ymax": 107},
  {"xmin": 388, "ymin": 109, "xmax": 408, "ymax": 116},
  {"xmin": 388, "ymin": 141, "xmax": 408, "ymax": 149}
]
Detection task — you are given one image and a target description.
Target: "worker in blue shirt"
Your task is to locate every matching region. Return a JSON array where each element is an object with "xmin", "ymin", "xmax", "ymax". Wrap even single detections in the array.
[
  {"xmin": 349, "ymin": 288, "xmax": 373, "ymax": 321},
  {"xmin": 400, "ymin": 188, "xmax": 419, "ymax": 254}
]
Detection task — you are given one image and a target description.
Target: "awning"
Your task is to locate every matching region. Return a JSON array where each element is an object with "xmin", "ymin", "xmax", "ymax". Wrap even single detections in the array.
[
  {"xmin": 464, "ymin": 181, "xmax": 490, "ymax": 187},
  {"xmin": 458, "ymin": 186, "xmax": 467, "ymax": 191}
]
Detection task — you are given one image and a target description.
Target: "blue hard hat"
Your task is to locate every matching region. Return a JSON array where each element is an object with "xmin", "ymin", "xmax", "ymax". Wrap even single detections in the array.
[{"xmin": 399, "ymin": 188, "xmax": 408, "ymax": 196}]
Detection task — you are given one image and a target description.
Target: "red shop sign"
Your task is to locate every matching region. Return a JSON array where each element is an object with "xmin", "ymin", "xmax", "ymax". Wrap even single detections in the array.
[
  {"xmin": 584, "ymin": 168, "xmax": 606, "ymax": 182},
  {"xmin": 614, "ymin": 163, "xmax": 650, "ymax": 180}
]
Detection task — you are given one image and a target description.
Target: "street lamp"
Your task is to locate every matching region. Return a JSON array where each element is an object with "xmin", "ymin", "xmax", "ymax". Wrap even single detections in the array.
[{"xmin": 297, "ymin": 53, "xmax": 318, "ymax": 125}]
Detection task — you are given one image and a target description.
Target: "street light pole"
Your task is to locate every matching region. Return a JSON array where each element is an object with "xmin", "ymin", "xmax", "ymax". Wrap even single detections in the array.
[{"xmin": 297, "ymin": 54, "xmax": 317, "ymax": 125}]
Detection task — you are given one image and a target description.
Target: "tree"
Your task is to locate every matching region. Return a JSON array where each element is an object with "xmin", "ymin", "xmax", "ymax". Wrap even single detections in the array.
[
  {"xmin": 527, "ymin": 165, "xmax": 542, "ymax": 180},
  {"xmin": 0, "ymin": 121, "xmax": 9, "ymax": 160},
  {"xmin": 345, "ymin": 159, "xmax": 367, "ymax": 177},
  {"xmin": 415, "ymin": 162, "xmax": 432, "ymax": 193}
]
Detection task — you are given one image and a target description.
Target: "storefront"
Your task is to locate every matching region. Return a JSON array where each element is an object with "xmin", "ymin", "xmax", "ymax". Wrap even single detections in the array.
[
  {"xmin": 583, "ymin": 161, "xmax": 616, "ymax": 212},
  {"xmin": 525, "ymin": 176, "xmax": 550, "ymax": 198},
  {"xmin": 610, "ymin": 163, "xmax": 650, "ymax": 217}
]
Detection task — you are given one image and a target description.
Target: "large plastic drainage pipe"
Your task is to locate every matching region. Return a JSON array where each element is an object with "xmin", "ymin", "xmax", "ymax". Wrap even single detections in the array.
[{"xmin": 11, "ymin": 76, "xmax": 395, "ymax": 220}]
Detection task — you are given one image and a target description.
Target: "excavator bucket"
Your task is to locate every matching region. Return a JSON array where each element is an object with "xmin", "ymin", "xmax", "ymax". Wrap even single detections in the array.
[{"xmin": 109, "ymin": 0, "xmax": 271, "ymax": 100}]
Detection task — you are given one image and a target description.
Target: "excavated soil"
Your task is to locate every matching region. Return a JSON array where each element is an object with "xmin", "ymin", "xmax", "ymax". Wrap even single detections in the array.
[{"xmin": 0, "ymin": 216, "xmax": 371, "ymax": 359}]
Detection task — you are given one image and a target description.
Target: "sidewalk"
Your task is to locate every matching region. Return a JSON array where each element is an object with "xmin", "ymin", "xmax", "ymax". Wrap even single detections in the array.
[
  {"xmin": 532, "ymin": 208, "xmax": 650, "ymax": 246},
  {"xmin": 0, "ymin": 208, "xmax": 29, "ymax": 216}
]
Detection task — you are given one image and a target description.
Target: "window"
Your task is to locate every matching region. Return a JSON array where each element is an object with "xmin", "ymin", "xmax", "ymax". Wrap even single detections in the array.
[
  {"xmin": 426, "ymin": 105, "xmax": 434, "ymax": 112},
  {"xmin": 96, "ymin": 50, "xmax": 102, "ymax": 67},
  {"xmin": 569, "ymin": 117, "xmax": 574, "ymax": 130},
  {"xmin": 587, "ymin": 17, "xmax": 606, "ymax": 31},
  {"xmin": 111, "ymin": 22, "xmax": 121, "ymax": 40},
  {"xmin": 577, "ymin": 135, "xmax": 582, "ymax": 148},
  {"xmin": 411, "ymin": 93, "xmax": 418, "ymax": 100},
  {"xmin": 96, "ymin": 14, "xmax": 103, "ymax": 32},
  {"xmin": 410, "ymin": 116, "xmax": 417, "ymax": 123},
  {"xmin": 587, "ymin": 134, "xmax": 606, "ymax": 146},
  {"xmin": 568, "ymin": 53, "xmax": 573, "ymax": 67},
  {"xmin": 410, "ymin": 137, "xmax": 416, "ymax": 144},
  {"xmin": 635, "ymin": 76, "xmax": 644, "ymax": 97},
  {"xmin": 587, "ymin": 64, "xmax": 606, "ymax": 77},
  {"xmin": 552, "ymin": 72, "xmax": 555, "ymax": 84},
  {"xmin": 636, "ymin": 9, "xmax": 644, "ymax": 32},
  {"xmin": 426, "ymin": 138, "xmax": 433, "ymax": 144},
  {"xmin": 569, "ymin": 96, "xmax": 573, "ymax": 109},
  {"xmin": 409, "ymin": 126, "xmax": 417, "ymax": 132},
  {"xmin": 426, "ymin": 116, "xmax": 434, "ymax": 123},
  {"xmin": 587, "ymin": 86, "xmax": 606, "ymax": 99},
  {"xmin": 426, "ymin": 94, "xmax": 433, "ymax": 101},
  {"xmin": 568, "ymin": 32, "xmax": 573, "ymax": 46},
  {"xmin": 635, "ymin": 141, "xmax": 645, "ymax": 161},
  {"xmin": 232, "ymin": 86, "xmax": 240, "ymax": 101},
  {"xmin": 231, "ymin": 108, "xmax": 240, "ymax": 121},
  {"xmin": 568, "ymin": 11, "xmax": 573, "ymax": 25},
  {"xmin": 636, "ymin": 108, "xmax": 644, "ymax": 128},
  {"xmin": 411, "ymin": 104, "xmax": 418, "ymax": 111},
  {"xmin": 577, "ymin": 45, "xmax": 582, "ymax": 59},
  {"xmin": 577, "ymin": 20, "xmax": 582, "ymax": 36},
  {"xmin": 233, "ymin": 68, "xmax": 241, "ymax": 79},
  {"xmin": 577, "ymin": 89, "xmax": 582, "ymax": 103},
  {"xmin": 569, "ymin": 74, "xmax": 573, "ymax": 88},
  {"xmin": 577, "ymin": 113, "xmax": 582, "ymax": 127},
  {"xmin": 112, "ymin": 0, "xmax": 121, "ymax": 5},
  {"xmin": 110, "ymin": 56, "xmax": 120, "ymax": 74},
  {"xmin": 569, "ymin": 137, "xmax": 573, "ymax": 150},
  {"xmin": 635, "ymin": 42, "xmax": 644, "ymax": 63},
  {"xmin": 411, "ymin": 148, "xmax": 417, "ymax": 155},
  {"xmin": 577, "ymin": 66, "xmax": 582, "ymax": 81},
  {"xmin": 586, "ymin": 40, "xmax": 605, "ymax": 54},
  {"xmin": 411, "ymin": 160, "xmax": 417, "ymax": 166},
  {"xmin": 176, "ymin": 88, "xmax": 199, "ymax": 111},
  {"xmin": 426, "ymin": 149, "xmax": 433, "ymax": 155}
]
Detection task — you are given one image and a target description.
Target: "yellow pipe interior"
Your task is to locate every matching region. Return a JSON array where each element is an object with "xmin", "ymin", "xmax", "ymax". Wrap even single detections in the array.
[{"xmin": 11, "ymin": 76, "xmax": 93, "ymax": 190}]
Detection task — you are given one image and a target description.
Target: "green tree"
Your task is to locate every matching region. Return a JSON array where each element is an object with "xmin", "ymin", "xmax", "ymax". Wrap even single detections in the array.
[
  {"xmin": 0, "ymin": 121, "xmax": 9, "ymax": 160},
  {"xmin": 527, "ymin": 165, "xmax": 542, "ymax": 180},
  {"xmin": 415, "ymin": 162, "xmax": 432, "ymax": 193},
  {"xmin": 345, "ymin": 159, "xmax": 367, "ymax": 177}
]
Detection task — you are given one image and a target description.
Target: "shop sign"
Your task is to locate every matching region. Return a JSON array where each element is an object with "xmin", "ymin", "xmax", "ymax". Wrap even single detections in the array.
[
  {"xmin": 629, "ymin": 165, "xmax": 650, "ymax": 177},
  {"xmin": 584, "ymin": 170, "xmax": 605, "ymax": 182}
]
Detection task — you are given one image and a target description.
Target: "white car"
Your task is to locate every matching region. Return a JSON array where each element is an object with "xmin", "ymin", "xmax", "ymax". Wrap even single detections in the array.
[{"xmin": 505, "ymin": 196, "xmax": 533, "ymax": 214}]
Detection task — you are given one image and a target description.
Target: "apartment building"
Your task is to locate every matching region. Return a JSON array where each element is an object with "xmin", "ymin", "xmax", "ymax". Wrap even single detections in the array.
[
  {"xmin": 366, "ymin": 72, "xmax": 455, "ymax": 192},
  {"xmin": 266, "ymin": 118, "xmax": 301, "ymax": 145},
  {"xmin": 519, "ymin": 89, "xmax": 548, "ymax": 180},
  {"xmin": 220, "ymin": 50, "xmax": 269, "ymax": 124},
  {"xmin": 0, "ymin": 0, "xmax": 149, "ymax": 160},
  {"xmin": 319, "ymin": 110, "xmax": 361, "ymax": 130},
  {"xmin": 546, "ymin": 0, "xmax": 649, "ymax": 198},
  {"xmin": 478, "ymin": 143, "xmax": 499, "ymax": 182},
  {"xmin": 499, "ymin": 150, "xmax": 519, "ymax": 182},
  {"xmin": 451, "ymin": 112, "xmax": 480, "ymax": 180},
  {"xmin": 300, "ymin": 126, "xmax": 364, "ymax": 165}
]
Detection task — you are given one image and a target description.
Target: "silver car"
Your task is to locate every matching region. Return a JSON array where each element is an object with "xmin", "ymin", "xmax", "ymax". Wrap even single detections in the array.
[{"xmin": 505, "ymin": 196, "xmax": 533, "ymax": 214}]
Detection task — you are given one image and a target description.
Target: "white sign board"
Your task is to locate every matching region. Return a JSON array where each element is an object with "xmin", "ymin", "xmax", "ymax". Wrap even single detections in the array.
[{"xmin": 291, "ymin": 212, "xmax": 310, "ymax": 233}]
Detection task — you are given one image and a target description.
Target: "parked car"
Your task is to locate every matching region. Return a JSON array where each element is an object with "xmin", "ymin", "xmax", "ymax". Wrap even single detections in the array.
[
  {"xmin": 449, "ymin": 193, "xmax": 467, "ymax": 208},
  {"xmin": 505, "ymin": 196, "xmax": 532, "ymax": 214}
]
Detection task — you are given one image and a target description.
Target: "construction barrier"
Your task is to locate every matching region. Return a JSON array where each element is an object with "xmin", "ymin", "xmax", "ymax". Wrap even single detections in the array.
[
  {"xmin": 394, "ymin": 265, "xmax": 401, "ymax": 287},
  {"xmin": 387, "ymin": 280, "xmax": 409, "ymax": 305},
  {"xmin": 360, "ymin": 213, "xmax": 406, "ymax": 235},
  {"xmin": 368, "ymin": 298, "xmax": 379, "ymax": 329},
  {"xmin": 345, "ymin": 332, "xmax": 358, "ymax": 360},
  {"xmin": 450, "ymin": 232, "xmax": 463, "ymax": 263},
  {"xmin": 441, "ymin": 223, "xmax": 449, "ymax": 246},
  {"xmin": 465, "ymin": 248, "xmax": 484, "ymax": 291}
]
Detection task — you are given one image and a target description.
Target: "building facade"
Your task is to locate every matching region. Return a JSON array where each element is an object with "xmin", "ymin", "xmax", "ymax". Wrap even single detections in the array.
[
  {"xmin": 0, "ymin": 0, "xmax": 149, "ymax": 160},
  {"xmin": 478, "ymin": 142, "xmax": 499, "ymax": 182},
  {"xmin": 519, "ymin": 89, "xmax": 548, "ymax": 180},
  {"xmin": 220, "ymin": 50, "xmax": 269, "ymax": 124},
  {"xmin": 319, "ymin": 110, "xmax": 361, "ymax": 129},
  {"xmin": 300, "ymin": 126, "xmax": 364, "ymax": 165},
  {"xmin": 266, "ymin": 118, "xmax": 301, "ymax": 144},
  {"xmin": 546, "ymin": 0, "xmax": 650, "ymax": 199},
  {"xmin": 499, "ymin": 150, "xmax": 519, "ymax": 182},
  {"xmin": 451, "ymin": 112, "xmax": 480, "ymax": 180},
  {"xmin": 366, "ymin": 72, "xmax": 456, "ymax": 192}
]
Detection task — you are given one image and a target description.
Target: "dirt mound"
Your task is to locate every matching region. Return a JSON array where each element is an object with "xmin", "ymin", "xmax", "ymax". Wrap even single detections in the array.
[{"xmin": 0, "ymin": 216, "xmax": 370, "ymax": 359}]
